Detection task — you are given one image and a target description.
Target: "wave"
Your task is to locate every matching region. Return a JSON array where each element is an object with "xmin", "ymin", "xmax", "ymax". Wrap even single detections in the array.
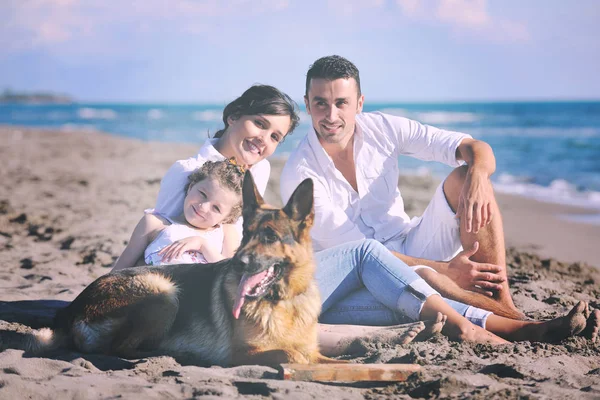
[
  {"xmin": 378, "ymin": 108, "xmax": 480, "ymax": 124},
  {"xmin": 415, "ymin": 111, "xmax": 480, "ymax": 124},
  {"xmin": 191, "ymin": 110, "xmax": 221, "ymax": 122},
  {"xmin": 147, "ymin": 109, "xmax": 164, "ymax": 120},
  {"xmin": 493, "ymin": 173, "xmax": 600, "ymax": 210},
  {"xmin": 77, "ymin": 108, "xmax": 117, "ymax": 120}
]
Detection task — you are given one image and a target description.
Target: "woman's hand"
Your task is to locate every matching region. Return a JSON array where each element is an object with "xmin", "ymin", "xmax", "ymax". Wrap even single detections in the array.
[
  {"xmin": 446, "ymin": 242, "xmax": 505, "ymax": 297},
  {"xmin": 158, "ymin": 236, "xmax": 205, "ymax": 263}
]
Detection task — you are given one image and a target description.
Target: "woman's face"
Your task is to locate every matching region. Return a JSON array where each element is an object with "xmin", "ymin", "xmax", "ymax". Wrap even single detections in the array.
[{"xmin": 219, "ymin": 114, "xmax": 291, "ymax": 166}]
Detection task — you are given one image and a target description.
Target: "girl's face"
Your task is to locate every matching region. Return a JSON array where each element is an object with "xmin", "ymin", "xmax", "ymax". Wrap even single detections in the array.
[
  {"xmin": 183, "ymin": 178, "xmax": 239, "ymax": 229},
  {"xmin": 219, "ymin": 114, "xmax": 291, "ymax": 166}
]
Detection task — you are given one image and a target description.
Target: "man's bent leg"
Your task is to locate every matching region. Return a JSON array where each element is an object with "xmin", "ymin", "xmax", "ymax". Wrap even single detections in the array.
[{"xmin": 442, "ymin": 165, "xmax": 523, "ymax": 318}]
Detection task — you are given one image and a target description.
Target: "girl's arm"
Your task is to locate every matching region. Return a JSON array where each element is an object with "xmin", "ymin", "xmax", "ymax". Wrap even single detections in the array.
[
  {"xmin": 157, "ymin": 224, "xmax": 242, "ymax": 263},
  {"xmin": 194, "ymin": 224, "xmax": 240, "ymax": 263},
  {"xmin": 111, "ymin": 214, "xmax": 165, "ymax": 272},
  {"xmin": 220, "ymin": 223, "xmax": 242, "ymax": 259}
]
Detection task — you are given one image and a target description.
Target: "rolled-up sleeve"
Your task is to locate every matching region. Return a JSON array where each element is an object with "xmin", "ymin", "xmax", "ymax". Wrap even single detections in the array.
[{"xmin": 382, "ymin": 113, "xmax": 472, "ymax": 167}]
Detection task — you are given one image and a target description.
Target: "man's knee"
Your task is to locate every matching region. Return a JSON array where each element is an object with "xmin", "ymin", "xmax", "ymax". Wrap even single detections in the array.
[{"xmin": 443, "ymin": 165, "xmax": 469, "ymax": 213}]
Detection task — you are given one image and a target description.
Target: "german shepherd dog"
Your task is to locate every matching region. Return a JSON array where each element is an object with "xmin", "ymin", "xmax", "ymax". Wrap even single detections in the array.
[{"xmin": 23, "ymin": 172, "xmax": 333, "ymax": 367}]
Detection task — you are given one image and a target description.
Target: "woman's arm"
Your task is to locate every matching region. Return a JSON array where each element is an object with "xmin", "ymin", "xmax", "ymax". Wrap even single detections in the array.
[
  {"xmin": 111, "ymin": 214, "xmax": 165, "ymax": 272},
  {"xmin": 220, "ymin": 223, "xmax": 241, "ymax": 259}
]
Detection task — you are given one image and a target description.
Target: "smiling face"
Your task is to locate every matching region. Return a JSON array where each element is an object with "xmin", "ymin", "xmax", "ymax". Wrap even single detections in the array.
[
  {"xmin": 217, "ymin": 114, "xmax": 291, "ymax": 167},
  {"xmin": 305, "ymin": 78, "xmax": 364, "ymax": 147},
  {"xmin": 183, "ymin": 177, "xmax": 241, "ymax": 229}
]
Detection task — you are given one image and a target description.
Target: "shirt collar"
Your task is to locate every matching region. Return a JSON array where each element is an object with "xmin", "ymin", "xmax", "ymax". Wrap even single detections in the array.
[
  {"xmin": 197, "ymin": 138, "xmax": 227, "ymax": 161},
  {"xmin": 306, "ymin": 119, "xmax": 364, "ymax": 170}
]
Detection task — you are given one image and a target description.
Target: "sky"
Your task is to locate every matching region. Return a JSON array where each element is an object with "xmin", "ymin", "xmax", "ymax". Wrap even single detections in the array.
[{"xmin": 1, "ymin": 0, "xmax": 599, "ymax": 103}]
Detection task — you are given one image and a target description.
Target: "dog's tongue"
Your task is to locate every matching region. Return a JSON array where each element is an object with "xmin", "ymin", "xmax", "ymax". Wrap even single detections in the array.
[{"xmin": 232, "ymin": 270, "xmax": 270, "ymax": 319}]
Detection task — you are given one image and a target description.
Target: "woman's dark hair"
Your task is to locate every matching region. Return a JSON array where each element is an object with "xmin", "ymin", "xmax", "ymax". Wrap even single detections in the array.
[
  {"xmin": 213, "ymin": 85, "xmax": 300, "ymax": 139},
  {"xmin": 185, "ymin": 160, "xmax": 244, "ymax": 224}
]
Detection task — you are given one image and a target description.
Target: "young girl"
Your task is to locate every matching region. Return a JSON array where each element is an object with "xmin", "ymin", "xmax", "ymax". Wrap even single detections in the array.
[{"xmin": 112, "ymin": 160, "xmax": 244, "ymax": 271}]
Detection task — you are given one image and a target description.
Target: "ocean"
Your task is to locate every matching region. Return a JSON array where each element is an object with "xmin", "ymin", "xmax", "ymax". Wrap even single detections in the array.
[{"xmin": 2, "ymin": 101, "xmax": 600, "ymax": 223}]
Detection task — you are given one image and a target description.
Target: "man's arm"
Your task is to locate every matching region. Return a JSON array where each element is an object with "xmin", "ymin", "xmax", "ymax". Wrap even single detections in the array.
[
  {"xmin": 392, "ymin": 241, "xmax": 505, "ymax": 295},
  {"xmin": 455, "ymin": 138, "xmax": 496, "ymax": 233}
]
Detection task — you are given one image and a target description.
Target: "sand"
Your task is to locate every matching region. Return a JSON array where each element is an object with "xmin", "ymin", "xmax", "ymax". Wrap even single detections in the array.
[{"xmin": 1, "ymin": 126, "xmax": 598, "ymax": 399}]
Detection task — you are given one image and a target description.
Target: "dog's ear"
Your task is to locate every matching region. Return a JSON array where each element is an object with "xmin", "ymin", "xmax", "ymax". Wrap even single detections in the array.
[
  {"xmin": 283, "ymin": 178, "xmax": 314, "ymax": 223},
  {"xmin": 242, "ymin": 170, "xmax": 264, "ymax": 216}
]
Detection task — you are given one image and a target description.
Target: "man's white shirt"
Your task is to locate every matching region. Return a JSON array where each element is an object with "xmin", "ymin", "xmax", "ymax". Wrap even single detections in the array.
[{"xmin": 280, "ymin": 112, "xmax": 471, "ymax": 252}]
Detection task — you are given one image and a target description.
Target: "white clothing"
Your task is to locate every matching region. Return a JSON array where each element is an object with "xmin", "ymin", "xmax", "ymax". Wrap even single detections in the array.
[
  {"xmin": 280, "ymin": 111, "xmax": 471, "ymax": 253},
  {"xmin": 388, "ymin": 181, "xmax": 463, "ymax": 261},
  {"xmin": 154, "ymin": 138, "xmax": 270, "ymax": 217},
  {"xmin": 144, "ymin": 214, "xmax": 224, "ymax": 265}
]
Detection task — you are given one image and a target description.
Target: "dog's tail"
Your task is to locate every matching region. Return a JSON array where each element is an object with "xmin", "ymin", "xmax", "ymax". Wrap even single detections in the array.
[
  {"xmin": 1, "ymin": 327, "xmax": 67, "ymax": 354},
  {"xmin": 313, "ymin": 352, "xmax": 350, "ymax": 364}
]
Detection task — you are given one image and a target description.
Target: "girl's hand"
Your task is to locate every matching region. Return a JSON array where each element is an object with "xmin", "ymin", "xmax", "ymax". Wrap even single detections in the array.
[{"xmin": 158, "ymin": 236, "xmax": 205, "ymax": 263}]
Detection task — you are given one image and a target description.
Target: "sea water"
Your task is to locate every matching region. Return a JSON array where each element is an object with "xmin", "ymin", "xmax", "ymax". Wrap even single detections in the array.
[{"xmin": 2, "ymin": 101, "xmax": 599, "ymax": 223}]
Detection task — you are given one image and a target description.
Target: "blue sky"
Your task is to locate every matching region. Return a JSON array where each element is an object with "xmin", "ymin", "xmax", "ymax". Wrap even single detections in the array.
[{"xmin": 1, "ymin": 0, "xmax": 599, "ymax": 102}]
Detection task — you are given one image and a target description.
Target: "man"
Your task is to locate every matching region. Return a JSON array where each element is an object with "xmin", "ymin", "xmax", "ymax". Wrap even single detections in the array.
[{"xmin": 281, "ymin": 55, "xmax": 523, "ymax": 319}]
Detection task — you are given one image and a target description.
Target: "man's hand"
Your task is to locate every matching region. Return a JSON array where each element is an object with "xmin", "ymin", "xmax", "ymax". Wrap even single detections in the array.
[
  {"xmin": 456, "ymin": 168, "xmax": 494, "ymax": 233},
  {"xmin": 158, "ymin": 236, "xmax": 204, "ymax": 263},
  {"xmin": 446, "ymin": 241, "xmax": 504, "ymax": 297}
]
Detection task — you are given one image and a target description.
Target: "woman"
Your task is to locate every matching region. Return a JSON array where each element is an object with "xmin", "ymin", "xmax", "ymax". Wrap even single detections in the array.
[
  {"xmin": 154, "ymin": 84, "xmax": 299, "ymax": 218},
  {"xmin": 152, "ymin": 85, "xmax": 599, "ymax": 354}
]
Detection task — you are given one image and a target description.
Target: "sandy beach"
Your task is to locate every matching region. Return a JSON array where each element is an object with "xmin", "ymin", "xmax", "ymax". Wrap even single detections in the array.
[{"xmin": 1, "ymin": 126, "xmax": 599, "ymax": 399}]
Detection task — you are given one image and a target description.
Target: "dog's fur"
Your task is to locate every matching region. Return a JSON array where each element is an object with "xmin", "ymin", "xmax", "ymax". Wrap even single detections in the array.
[{"xmin": 22, "ymin": 172, "xmax": 335, "ymax": 366}]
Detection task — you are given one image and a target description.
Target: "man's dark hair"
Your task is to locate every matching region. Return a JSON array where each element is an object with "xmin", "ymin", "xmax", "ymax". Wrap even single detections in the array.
[{"xmin": 305, "ymin": 55, "xmax": 361, "ymax": 97}]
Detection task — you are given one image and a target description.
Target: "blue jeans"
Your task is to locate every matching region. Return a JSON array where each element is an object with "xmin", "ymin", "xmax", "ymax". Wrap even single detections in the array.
[{"xmin": 314, "ymin": 239, "xmax": 491, "ymax": 328}]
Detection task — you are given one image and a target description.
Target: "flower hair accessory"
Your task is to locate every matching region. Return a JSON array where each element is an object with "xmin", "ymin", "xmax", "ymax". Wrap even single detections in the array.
[{"xmin": 227, "ymin": 157, "xmax": 247, "ymax": 174}]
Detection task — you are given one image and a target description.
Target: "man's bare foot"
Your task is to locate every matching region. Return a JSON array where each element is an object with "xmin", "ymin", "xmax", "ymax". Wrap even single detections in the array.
[
  {"xmin": 579, "ymin": 307, "xmax": 599, "ymax": 343},
  {"xmin": 511, "ymin": 301, "xmax": 588, "ymax": 343},
  {"xmin": 415, "ymin": 312, "xmax": 447, "ymax": 341}
]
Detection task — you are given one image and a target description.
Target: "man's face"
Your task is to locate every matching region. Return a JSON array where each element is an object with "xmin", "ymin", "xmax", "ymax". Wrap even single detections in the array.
[{"xmin": 305, "ymin": 78, "xmax": 364, "ymax": 146}]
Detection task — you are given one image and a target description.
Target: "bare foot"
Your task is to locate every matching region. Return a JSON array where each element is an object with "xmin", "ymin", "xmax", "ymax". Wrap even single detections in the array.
[
  {"xmin": 513, "ymin": 301, "xmax": 588, "ymax": 343},
  {"xmin": 446, "ymin": 322, "xmax": 509, "ymax": 345},
  {"xmin": 318, "ymin": 322, "xmax": 426, "ymax": 357},
  {"xmin": 579, "ymin": 307, "xmax": 599, "ymax": 343},
  {"xmin": 415, "ymin": 312, "xmax": 447, "ymax": 341}
]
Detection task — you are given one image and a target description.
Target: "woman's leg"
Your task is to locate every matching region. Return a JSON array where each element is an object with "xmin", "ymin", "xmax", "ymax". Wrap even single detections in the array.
[
  {"xmin": 315, "ymin": 239, "xmax": 440, "ymax": 324},
  {"xmin": 316, "ymin": 239, "xmax": 491, "ymax": 328}
]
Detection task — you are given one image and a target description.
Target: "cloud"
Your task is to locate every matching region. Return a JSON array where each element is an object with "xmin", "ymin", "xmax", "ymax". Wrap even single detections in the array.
[
  {"xmin": 0, "ymin": 0, "xmax": 291, "ymax": 54},
  {"xmin": 395, "ymin": 0, "xmax": 530, "ymax": 43},
  {"xmin": 436, "ymin": 0, "xmax": 490, "ymax": 28},
  {"xmin": 327, "ymin": 0, "xmax": 385, "ymax": 16},
  {"xmin": 395, "ymin": 0, "xmax": 421, "ymax": 17}
]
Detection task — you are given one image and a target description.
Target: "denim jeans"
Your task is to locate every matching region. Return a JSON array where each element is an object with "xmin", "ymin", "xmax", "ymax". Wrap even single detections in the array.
[{"xmin": 314, "ymin": 239, "xmax": 491, "ymax": 328}]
